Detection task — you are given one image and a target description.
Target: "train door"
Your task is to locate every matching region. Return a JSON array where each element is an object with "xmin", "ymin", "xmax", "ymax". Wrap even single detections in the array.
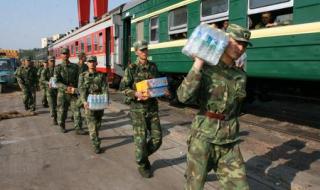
[
  {"xmin": 122, "ymin": 17, "xmax": 131, "ymax": 68},
  {"xmin": 105, "ymin": 27, "xmax": 111, "ymax": 69}
]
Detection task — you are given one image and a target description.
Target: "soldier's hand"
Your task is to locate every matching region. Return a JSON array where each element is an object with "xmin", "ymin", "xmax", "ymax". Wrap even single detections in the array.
[
  {"xmin": 83, "ymin": 102, "xmax": 89, "ymax": 109},
  {"xmin": 135, "ymin": 91, "xmax": 149, "ymax": 101},
  {"xmin": 164, "ymin": 89, "xmax": 171, "ymax": 98},
  {"xmin": 193, "ymin": 57, "xmax": 205, "ymax": 71},
  {"xmin": 66, "ymin": 86, "xmax": 75, "ymax": 94}
]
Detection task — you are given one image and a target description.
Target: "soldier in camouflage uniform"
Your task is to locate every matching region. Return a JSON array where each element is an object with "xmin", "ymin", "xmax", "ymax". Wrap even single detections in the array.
[
  {"xmin": 120, "ymin": 40, "xmax": 163, "ymax": 178},
  {"xmin": 15, "ymin": 56, "xmax": 38, "ymax": 112},
  {"xmin": 38, "ymin": 60, "xmax": 49, "ymax": 108},
  {"xmin": 177, "ymin": 24, "xmax": 252, "ymax": 190},
  {"xmin": 71, "ymin": 52, "xmax": 89, "ymax": 126},
  {"xmin": 54, "ymin": 48, "xmax": 86, "ymax": 134},
  {"xmin": 79, "ymin": 56, "xmax": 108, "ymax": 154},
  {"xmin": 40, "ymin": 56, "xmax": 58, "ymax": 125}
]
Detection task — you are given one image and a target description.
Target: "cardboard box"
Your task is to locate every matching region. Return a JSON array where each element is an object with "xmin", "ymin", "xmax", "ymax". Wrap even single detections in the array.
[
  {"xmin": 148, "ymin": 86, "xmax": 167, "ymax": 98},
  {"xmin": 136, "ymin": 77, "xmax": 168, "ymax": 92}
]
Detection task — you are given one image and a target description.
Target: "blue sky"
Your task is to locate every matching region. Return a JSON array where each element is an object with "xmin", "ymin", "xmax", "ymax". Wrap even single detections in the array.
[{"xmin": 0, "ymin": 0, "xmax": 130, "ymax": 49}]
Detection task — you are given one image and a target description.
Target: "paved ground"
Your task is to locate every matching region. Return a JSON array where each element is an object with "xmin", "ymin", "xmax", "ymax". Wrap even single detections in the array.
[{"xmin": 0, "ymin": 90, "xmax": 319, "ymax": 190}]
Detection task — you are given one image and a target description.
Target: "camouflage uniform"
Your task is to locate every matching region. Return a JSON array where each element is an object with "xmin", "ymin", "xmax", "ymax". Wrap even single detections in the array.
[
  {"xmin": 40, "ymin": 60, "xmax": 58, "ymax": 124},
  {"xmin": 72, "ymin": 53, "xmax": 88, "ymax": 130},
  {"xmin": 54, "ymin": 49, "xmax": 82, "ymax": 132},
  {"xmin": 38, "ymin": 62, "xmax": 48, "ymax": 107},
  {"xmin": 15, "ymin": 58, "xmax": 38, "ymax": 111},
  {"xmin": 79, "ymin": 56, "xmax": 108, "ymax": 153},
  {"xmin": 177, "ymin": 24, "xmax": 251, "ymax": 190},
  {"xmin": 120, "ymin": 41, "xmax": 162, "ymax": 176}
]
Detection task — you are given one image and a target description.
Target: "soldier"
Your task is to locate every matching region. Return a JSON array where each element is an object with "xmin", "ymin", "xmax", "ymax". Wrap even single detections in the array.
[
  {"xmin": 79, "ymin": 56, "xmax": 108, "ymax": 154},
  {"xmin": 177, "ymin": 24, "xmax": 252, "ymax": 190},
  {"xmin": 38, "ymin": 60, "xmax": 49, "ymax": 107},
  {"xmin": 120, "ymin": 40, "xmax": 164, "ymax": 178},
  {"xmin": 71, "ymin": 52, "xmax": 89, "ymax": 126},
  {"xmin": 40, "ymin": 56, "xmax": 58, "ymax": 125},
  {"xmin": 15, "ymin": 56, "xmax": 38, "ymax": 112},
  {"xmin": 54, "ymin": 48, "xmax": 86, "ymax": 134}
]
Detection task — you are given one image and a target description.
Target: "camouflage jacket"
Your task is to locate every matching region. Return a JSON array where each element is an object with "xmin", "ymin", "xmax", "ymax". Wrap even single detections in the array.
[
  {"xmin": 54, "ymin": 60, "xmax": 79, "ymax": 92},
  {"xmin": 78, "ymin": 71, "xmax": 109, "ymax": 104},
  {"xmin": 40, "ymin": 67, "xmax": 55, "ymax": 89},
  {"xmin": 177, "ymin": 61, "xmax": 247, "ymax": 144},
  {"xmin": 119, "ymin": 59, "xmax": 160, "ymax": 112},
  {"xmin": 15, "ymin": 66, "xmax": 38, "ymax": 89}
]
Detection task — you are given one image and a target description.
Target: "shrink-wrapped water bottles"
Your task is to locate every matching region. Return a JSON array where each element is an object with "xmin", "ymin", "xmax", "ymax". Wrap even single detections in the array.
[
  {"xmin": 49, "ymin": 76, "xmax": 58, "ymax": 88},
  {"xmin": 182, "ymin": 23, "xmax": 229, "ymax": 65},
  {"xmin": 87, "ymin": 94, "xmax": 109, "ymax": 110}
]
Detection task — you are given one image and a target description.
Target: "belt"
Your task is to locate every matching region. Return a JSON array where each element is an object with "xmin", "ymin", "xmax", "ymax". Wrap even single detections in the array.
[{"xmin": 205, "ymin": 111, "xmax": 225, "ymax": 120}]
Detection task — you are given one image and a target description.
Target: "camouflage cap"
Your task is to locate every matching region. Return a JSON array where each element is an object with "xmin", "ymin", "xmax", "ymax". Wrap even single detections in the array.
[
  {"xmin": 226, "ymin": 24, "xmax": 252, "ymax": 46},
  {"xmin": 24, "ymin": 56, "xmax": 31, "ymax": 61},
  {"xmin": 77, "ymin": 52, "xmax": 86, "ymax": 58},
  {"xmin": 61, "ymin": 48, "xmax": 70, "ymax": 54},
  {"xmin": 133, "ymin": 40, "xmax": 148, "ymax": 51},
  {"xmin": 87, "ymin": 55, "xmax": 97, "ymax": 62},
  {"xmin": 48, "ymin": 55, "xmax": 55, "ymax": 61}
]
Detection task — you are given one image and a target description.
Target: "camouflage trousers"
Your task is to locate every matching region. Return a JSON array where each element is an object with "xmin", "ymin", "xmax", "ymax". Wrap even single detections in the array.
[
  {"xmin": 185, "ymin": 137, "xmax": 249, "ymax": 190},
  {"xmin": 47, "ymin": 89, "xmax": 57, "ymax": 119},
  {"xmin": 22, "ymin": 87, "xmax": 36, "ymax": 111},
  {"xmin": 41, "ymin": 86, "xmax": 48, "ymax": 106},
  {"xmin": 57, "ymin": 92, "xmax": 82, "ymax": 129},
  {"xmin": 84, "ymin": 109, "xmax": 104, "ymax": 147},
  {"xmin": 130, "ymin": 110, "xmax": 162, "ymax": 169}
]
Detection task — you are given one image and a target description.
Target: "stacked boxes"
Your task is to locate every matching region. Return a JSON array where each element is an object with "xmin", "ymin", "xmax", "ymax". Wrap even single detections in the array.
[{"xmin": 136, "ymin": 77, "xmax": 168, "ymax": 98}]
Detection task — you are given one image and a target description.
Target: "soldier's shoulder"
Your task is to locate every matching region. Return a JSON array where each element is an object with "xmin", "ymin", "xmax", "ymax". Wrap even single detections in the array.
[
  {"xmin": 149, "ymin": 61, "xmax": 157, "ymax": 68},
  {"xmin": 128, "ymin": 63, "xmax": 137, "ymax": 69}
]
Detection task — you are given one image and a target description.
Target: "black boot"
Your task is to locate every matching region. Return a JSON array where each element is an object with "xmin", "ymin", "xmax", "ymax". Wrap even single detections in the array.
[{"xmin": 59, "ymin": 124, "xmax": 66, "ymax": 133}]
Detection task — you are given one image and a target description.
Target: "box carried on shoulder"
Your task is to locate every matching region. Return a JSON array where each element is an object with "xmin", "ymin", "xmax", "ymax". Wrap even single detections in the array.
[{"xmin": 182, "ymin": 23, "xmax": 229, "ymax": 65}]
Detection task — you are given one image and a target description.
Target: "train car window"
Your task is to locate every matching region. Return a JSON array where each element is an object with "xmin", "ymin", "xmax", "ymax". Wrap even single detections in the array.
[
  {"xmin": 94, "ymin": 34, "xmax": 98, "ymax": 51},
  {"xmin": 80, "ymin": 40, "xmax": 85, "ymax": 53},
  {"xmin": 136, "ymin": 21, "xmax": 144, "ymax": 42},
  {"xmin": 201, "ymin": 0, "xmax": 229, "ymax": 22},
  {"xmin": 87, "ymin": 36, "xmax": 92, "ymax": 52},
  {"xmin": 249, "ymin": 0, "xmax": 290, "ymax": 9},
  {"xmin": 248, "ymin": 0, "xmax": 293, "ymax": 30},
  {"xmin": 75, "ymin": 41, "xmax": 79, "ymax": 53},
  {"xmin": 71, "ymin": 44, "xmax": 74, "ymax": 55},
  {"xmin": 99, "ymin": 33, "xmax": 103, "ymax": 51},
  {"xmin": 150, "ymin": 16, "xmax": 159, "ymax": 43},
  {"xmin": 168, "ymin": 6, "xmax": 187, "ymax": 40}
]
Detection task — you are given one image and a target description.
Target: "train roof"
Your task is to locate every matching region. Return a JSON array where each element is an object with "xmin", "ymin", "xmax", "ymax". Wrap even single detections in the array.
[
  {"xmin": 123, "ymin": 0, "xmax": 147, "ymax": 12},
  {"xmin": 49, "ymin": 4, "xmax": 124, "ymax": 49}
]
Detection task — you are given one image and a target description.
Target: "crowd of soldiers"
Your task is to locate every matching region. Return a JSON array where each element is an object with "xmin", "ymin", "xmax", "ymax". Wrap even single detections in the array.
[
  {"xmin": 15, "ymin": 23, "xmax": 252, "ymax": 190},
  {"xmin": 15, "ymin": 49, "xmax": 108, "ymax": 154}
]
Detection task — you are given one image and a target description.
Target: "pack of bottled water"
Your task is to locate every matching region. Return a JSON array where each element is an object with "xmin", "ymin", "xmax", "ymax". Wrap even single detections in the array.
[
  {"xmin": 49, "ymin": 77, "xmax": 58, "ymax": 88},
  {"xmin": 182, "ymin": 23, "xmax": 229, "ymax": 65},
  {"xmin": 87, "ymin": 94, "xmax": 109, "ymax": 110}
]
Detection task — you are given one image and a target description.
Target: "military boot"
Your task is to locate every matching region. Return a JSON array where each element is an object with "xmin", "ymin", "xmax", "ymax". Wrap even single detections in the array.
[
  {"xmin": 52, "ymin": 118, "xmax": 58, "ymax": 125},
  {"xmin": 94, "ymin": 145, "xmax": 102, "ymax": 154},
  {"xmin": 75, "ymin": 128, "xmax": 87, "ymax": 135},
  {"xmin": 138, "ymin": 167, "xmax": 151, "ymax": 178},
  {"xmin": 59, "ymin": 124, "xmax": 67, "ymax": 133}
]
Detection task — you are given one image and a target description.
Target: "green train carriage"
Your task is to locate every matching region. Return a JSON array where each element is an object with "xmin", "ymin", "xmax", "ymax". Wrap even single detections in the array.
[{"xmin": 121, "ymin": 0, "xmax": 320, "ymax": 96}]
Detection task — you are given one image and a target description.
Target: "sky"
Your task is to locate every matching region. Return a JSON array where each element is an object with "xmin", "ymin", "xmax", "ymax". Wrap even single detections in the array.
[{"xmin": 0, "ymin": 0, "xmax": 130, "ymax": 49}]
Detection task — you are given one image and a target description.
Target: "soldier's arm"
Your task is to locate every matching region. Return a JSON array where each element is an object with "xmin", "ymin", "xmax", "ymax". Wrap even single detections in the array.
[
  {"xmin": 119, "ymin": 67, "xmax": 135, "ymax": 99},
  {"xmin": 40, "ymin": 69, "xmax": 49, "ymax": 86},
  {"xmin": 15, "ymin": 68, "xmax": 25, "ymax": 89},
  {"xmin": 78, "ymin": 73, "xmax": 87, "ymax": 104},
  {"xmin": 54, "ymin": 66, "xmax": 67, "ymax": 90},
  {"xmin": 177, "ymin": 58, "xmax": 203, "ymax": 103}
]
